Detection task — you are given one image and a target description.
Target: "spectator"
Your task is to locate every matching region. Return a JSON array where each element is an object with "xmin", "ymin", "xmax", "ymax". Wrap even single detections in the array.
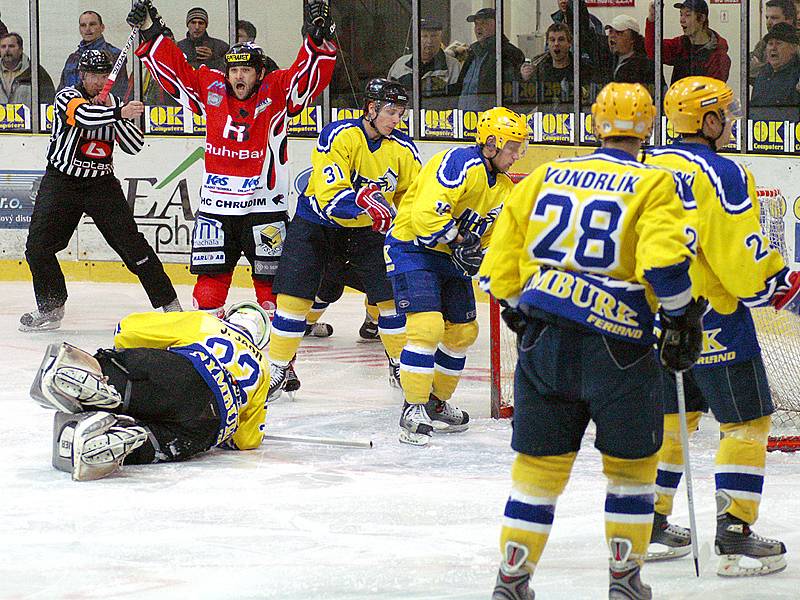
[
  {"xmin": 751, "ymin": 23, "xmax": 800, "ymax": 122},
  {"xmin": 750, "ymin": 0, "xmax": 798, "ymax": 84},
  {"xmin": 236, "ymin": 19, "xmax": 278, "ymax": 73},
  {"xmin": 0, "ymin": 32, "xmax": 56, "ymax": 105},
  {"xmin": 456, "ymin": 7, "xmax": 525, "ymax": 112},
  {"xmin": 59, "ymin": 11, "xmax": 129, "ymax": 97},
  {"xmin": 388, "ymin": 18, "xmax": 461, "ymax": 101},
  {"xmin": 605, "ymin": 16, "xmax": 657, "ymax": 89},
  {"xmin": 557, "ymin": 0, "xmax": 611, "ymax": 84},
  {"xmin": 177, "ymin": 7, "xmax": 229, "ymax": 71},
  {"xmin": 645, "ymin": 0, "xmax": 731, "ymax": 85},
  {"xmin": 551, "ymin": 0, "xmax": 604, "ymax": 36},
  {"xmin": 520, "ymin": 23, "xmax": 587, "ymax": 112}
]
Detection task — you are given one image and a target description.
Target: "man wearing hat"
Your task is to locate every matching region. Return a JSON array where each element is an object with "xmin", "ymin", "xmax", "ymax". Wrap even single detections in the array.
[
  {"xmin": 750, "ymin": 0, "xmax": 798, "ymax": 84},
  {"xmin": 387, "ymin": 18, "xmax": 461, "ymax": 104},
  {"xmin": 456, "ymin": 7, "xmax": 525, "ymax": 112},
  {"xmin": 606, "ymin": 15, "xmax": 657, "ymax": 90},
  {"xmin": 645, "ymin": 0, "xmax": 731, "ymax": 84},
  {"xmin": 177, "ymin": 7, "xmax": 229, "ymax": 70},
  {"xmin": 751, "ymin": 22, "xmax": 800, "ymax": 122}
]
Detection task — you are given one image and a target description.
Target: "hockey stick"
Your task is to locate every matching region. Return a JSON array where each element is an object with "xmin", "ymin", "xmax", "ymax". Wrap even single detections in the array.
[
  {"xmin": 95, "ymin": 26, "xmax": 139, "ymax": 104},
  {"xmin": 263, "ymin": 433, "xmax": 373, "ymax": 449},
  {"xmin": 675, "ymin": 370, "xmax": 701, "ymax": 577}
]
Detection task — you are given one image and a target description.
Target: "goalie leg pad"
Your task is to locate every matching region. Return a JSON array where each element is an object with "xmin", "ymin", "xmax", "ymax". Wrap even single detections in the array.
[{"xmin": 54, "ymin": 411, "xmax": 149, "ymax": 481}]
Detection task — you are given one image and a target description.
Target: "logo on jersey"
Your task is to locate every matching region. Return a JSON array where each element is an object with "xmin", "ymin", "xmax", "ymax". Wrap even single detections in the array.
[
  {"xmin": 254, "ymin": 97, "xmax": 273, "ymax": 117},
  {"xmin": 253, "ymin": 221, "xmax": 285, "ymax": 257},
  {"xmin": 455, "ymin": 206, "xmax": 500, "ymax": 238},
  {"xmin": 193, "ymin": 215, "xmax": 225, "ymax": 248},
  {"xmin": 208, "ymin": 92, "xmax": 223, "ymax": 107},
  {"xmin": 223, "ymin": 115, "xmax": 251, "ymax": 142},
  {"xmin": 80, "ymin": 140, "xmax": 111, "ymax": 159},
  {"xmin": 353, "ymin": 167, "xmax": 398, "ymax": 194}
]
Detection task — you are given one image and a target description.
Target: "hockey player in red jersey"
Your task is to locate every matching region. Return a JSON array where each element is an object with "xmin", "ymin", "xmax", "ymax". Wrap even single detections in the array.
[{"xmin": 127, "ymin": 0, "xmax": 336, "ymax": 314}]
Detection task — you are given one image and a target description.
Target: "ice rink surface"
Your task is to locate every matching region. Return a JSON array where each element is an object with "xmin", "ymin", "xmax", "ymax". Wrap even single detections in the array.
[{"xmin": 1, "ymin": 281, "xmax": 798, "ymax": 599}]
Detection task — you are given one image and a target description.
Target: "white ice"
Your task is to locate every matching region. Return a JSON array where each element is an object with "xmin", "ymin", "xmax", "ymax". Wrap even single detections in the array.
[{"xmin": 1, "ymin": 281, "xmax": 798, "ymax": 599}]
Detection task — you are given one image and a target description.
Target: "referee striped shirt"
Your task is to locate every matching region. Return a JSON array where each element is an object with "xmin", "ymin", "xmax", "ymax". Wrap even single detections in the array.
[{"xmin": 47, "ymin": 86, "xmax": 144, "ymax": 178}]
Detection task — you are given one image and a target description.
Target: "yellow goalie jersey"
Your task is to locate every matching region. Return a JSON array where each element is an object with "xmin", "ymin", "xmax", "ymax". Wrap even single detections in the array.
[
  {"xmin": 480, "ymin": 148, "xmax": 696, "ymax": 345},
  {"xmin": 644, "ymin": 143, "xmax": 790, "ymax": 366},
  {"xmin": 114, "ymin": 311, "xmax": 269, "ymax": 450},
  {"xmin": 295, "ymin": 118, "xmax": 421, "ymax": 228},
  {"xmin": 386, "ymin": 145, "xmax": 514, "ymax": 275}
]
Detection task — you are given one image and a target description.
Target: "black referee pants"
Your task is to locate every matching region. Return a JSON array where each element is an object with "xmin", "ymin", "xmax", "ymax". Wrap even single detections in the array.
[{"xmin": 25, "ymin": 167, "xmax": 177, "ymax": 312}]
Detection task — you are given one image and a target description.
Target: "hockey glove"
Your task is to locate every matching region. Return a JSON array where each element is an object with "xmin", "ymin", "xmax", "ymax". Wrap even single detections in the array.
[
  {"xmin": 771, "ymin": 270, "xmax": 800, "ymax": 313},
  {"xmin": 501, "ymin": 306, "xmax": 528, "ymax": 336},
  {"xmin": 127, "ymin": 1, "xmax": 165, "ymax": 41},
  {"xmin": 355, "ymin": 184, "xmax": 395, "ymax": 234},
  {"xmin": 658, "ymin": 297, "xmax": 708, "ymax": 372},
  {"xmin": 448, "ymin": 231, "xmax": 484, "ymax": 277},
  {"xmin": 303, "ymin": 0, "xmax": 336, "ymax": 45}
]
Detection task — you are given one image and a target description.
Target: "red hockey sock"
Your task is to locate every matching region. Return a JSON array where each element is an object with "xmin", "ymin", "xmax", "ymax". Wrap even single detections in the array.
[{"xmin": 192, "ymin": 272, "xmax": 233, "ymax": 310}]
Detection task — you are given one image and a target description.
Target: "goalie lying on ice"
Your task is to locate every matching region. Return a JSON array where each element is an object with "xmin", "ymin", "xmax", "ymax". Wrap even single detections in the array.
[{"xmin": 29, "ymin": 303, "xmax": 271, "ymax": 481}]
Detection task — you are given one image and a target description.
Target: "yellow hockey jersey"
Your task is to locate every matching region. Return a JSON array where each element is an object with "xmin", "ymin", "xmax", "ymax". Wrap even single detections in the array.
[
  {"xmin": 386, "ymin": 145, "xmax": 514, "ymax": 276},
  {"xmin": 295, "ymin": 118, "xmax": 421, "ymax": 228},
  {"xmin": 644, "ymin": 142, "xmax": 790, "ymax": 366},
  {"xmin": 114, "ymin": 311, "xmax": 269, "ymax": 451},
  {"xmin": 480, "ymin": 147, "xmax": 696, "ymax": 345}
]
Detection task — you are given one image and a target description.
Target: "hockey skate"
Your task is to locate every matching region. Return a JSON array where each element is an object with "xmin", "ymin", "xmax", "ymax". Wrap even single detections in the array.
[
  {"xmin": 162, "ymin": 298, "xmax": 182, "ymax": 312},
  {"xmin": 715, "ymin": 512, "xmax": 787, "ymax": 577},
  {"xmin": 399, "ymin": 401, "xmax": 433, "ymax": 446},
  {"xmin": 53, "ymin": 411, "xmax": 148, "ymax": 481},
  {"xmin": 284, "ymin": 359, "xmax": 301, "ymax": 399},
  {"xmin": 19, "ymin": 305, "xmax": 65, "ymax": 332},
  {"xmin": 609, "ymin": 538, "xmax": 652, "ymax": 600},
  {"xmin": 305, "ymin": 322, "xmax": 333, "ymax": 337},
  {"xmin": 386, "ymin": 352, "xmax": 401, "ymax": 388},
  {"xmin": 267, "ymin": 363, "xmax": 288, "ymax": 403},
  {"xmin": 646, "ymin": 511, "xmax": 691, "ymax": 561},
  {"xmin": 492, "ymin": 542, "xmax": 535, "ymax": 600},
  {"xmin": 424, "ymin": 394, "xmax": 469, "ymax": 433},
  {"xmin": 358, "ymin": 314, "xmax": 379, "ymax": 341}
]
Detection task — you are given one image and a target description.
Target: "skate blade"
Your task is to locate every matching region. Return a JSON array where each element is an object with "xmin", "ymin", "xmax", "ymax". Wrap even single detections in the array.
[
  {"xmin": 716, "ymin": 553, "xmax": 787, "ymax": 577},
  {"xmin": 399, "ymin": 428, "xmax": 430, "ymax": 446},
  {"xmin": 645, "ymin": 542, "xmax": 692, "ymax": 562},
  {"xmin": 19, "ymin": 321, "xmax": 62, "ymax": 332}
]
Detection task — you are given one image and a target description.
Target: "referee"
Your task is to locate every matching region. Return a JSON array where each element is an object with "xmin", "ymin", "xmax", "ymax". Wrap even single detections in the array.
[{"xmin": 20, "ymin": 50, "xmax": 180, "ymax": 332}]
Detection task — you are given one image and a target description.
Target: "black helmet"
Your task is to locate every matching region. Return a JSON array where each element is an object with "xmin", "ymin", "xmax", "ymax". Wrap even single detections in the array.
[
  {"xmin": 364, "ymin": 78, "xmax": 409, "ymax": 106},
  {"xmin": 224, "ymin": 43, "xmax": 266, "ymax": 72},
  {"xmin": 78, "ymin": 49, "xmax": 113, "ymax": 74}
]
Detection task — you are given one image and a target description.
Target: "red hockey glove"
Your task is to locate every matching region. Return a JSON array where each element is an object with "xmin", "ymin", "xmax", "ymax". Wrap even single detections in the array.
[
  {"xmin": 355, "ymin": 184, "xmax": 395, "ymax": 234},
  {"xmin": 772, "ymin": 270, "xmax": 800, "ymax": 313}
]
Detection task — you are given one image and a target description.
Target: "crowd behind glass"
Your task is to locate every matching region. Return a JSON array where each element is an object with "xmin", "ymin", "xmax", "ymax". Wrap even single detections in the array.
[{"xmin": 0, "ymin": 0, "xmax": 795, "ymax": 153}]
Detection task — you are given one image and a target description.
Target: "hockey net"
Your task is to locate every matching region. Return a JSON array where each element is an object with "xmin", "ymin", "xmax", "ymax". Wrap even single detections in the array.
[{"xmin": 488, "ymin": 187, "xmax": 800, "ymax": 451}]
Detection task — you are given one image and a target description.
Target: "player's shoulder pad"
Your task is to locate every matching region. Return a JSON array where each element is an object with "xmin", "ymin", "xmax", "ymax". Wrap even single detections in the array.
[
  {"xmin": 387, "ymin": 129, "xmax": 421, "ymax": 163},
  {"xmin": 435, "ymin": 146, "xmax": 485, "ymax": 189},
  {"xmin": 317, "ymin": 118, "xmax": 361, "ymax": 153}
]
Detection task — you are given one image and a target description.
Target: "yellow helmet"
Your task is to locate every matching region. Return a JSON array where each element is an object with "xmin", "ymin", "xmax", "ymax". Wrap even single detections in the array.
[
  {"xmin": 476, "ymin": 107, "xmax": 529, "ymax": 152},
  {"xmin": 664, "ymin": 76, "xmax": 738, "ymax": 134},
  {"xmin": 591, "ymin": 82, "xmax": 655, "ymax": 141}
]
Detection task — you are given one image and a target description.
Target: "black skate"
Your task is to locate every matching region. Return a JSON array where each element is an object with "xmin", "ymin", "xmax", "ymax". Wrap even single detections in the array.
[
  {"xmin": 609, "ymin": 562, "xmax": 652, "ymax": 600},
  {"xmin": 304, "ymin": 322, "xmax": 333, "ymax": 337},
  {"xmin": 399, "ymin": 401, "xmax": 433, "ymax": 446},
  {"xmin": 386, "ymin": 352, "xmax": 401, "ymax": 388},
  {"xmin": 284, "ymin": 360, "xmax": 301, "ymax": 399},
  {"xmin": 358, "ymin": 315, "xmax": 380, "ymax": 341},
  {"xmin": 715, "ymin": 513, "xmax": 787, "ymax": 577},
  {"xmin": 267, "ymin": 363, "xmax": 288, "ymax": 403},
  {"xmin": 646, "ymin": 511, "xmax": 691, "ymax": 561},
  {"xmin": 19, "ymin": 305, "xmax": 65, "ymax": 332},
  {"xmin": 492, "ymin": 542, "xmax": 535, "ymax": 600},
  {"xmin": 424, "ymin": 394, "xmax": 469, "ymax": 433}
]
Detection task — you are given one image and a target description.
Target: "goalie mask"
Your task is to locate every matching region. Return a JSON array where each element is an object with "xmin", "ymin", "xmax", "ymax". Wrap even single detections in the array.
[{"xmin": 224, "ymin": 301, "xmax": 271, "ymax": 349}]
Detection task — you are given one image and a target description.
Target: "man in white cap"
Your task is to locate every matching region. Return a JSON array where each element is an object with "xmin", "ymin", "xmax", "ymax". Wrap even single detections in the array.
[
  {"xmin": 177, "ymin": 6, "xmax": 228, "ymax": 70},
  {"xmin": 606, "ymin": 15, "xmax": 657, "ymax": 89}
]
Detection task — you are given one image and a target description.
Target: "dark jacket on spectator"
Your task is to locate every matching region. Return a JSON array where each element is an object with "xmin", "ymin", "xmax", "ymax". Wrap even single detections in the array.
[
  {"xmin": 0, "ymin": 54, "xmax": 56, "ymax": 105},
  {"xmin": 553, "ymin": 0, "xmax": 611, "ymax": 82},
  {"xmin": 177, "ymin": 31, "xmax": 229, "ymax": 71},
  {"xmin": 0, "ymin": 17, "xmax": 7, "ymax": 37},
  {"xmin": 59, "ymin": 36, "xmax": 129, "ymax": 97},
  {"xmin": 750, "ymin": 54, "xmax": 800, "ymax": 122},
  {"xmin": 456, "ymin": 35, "xmax": 525, "ymax": 111},
  {"xmin": 645, "ymin": 20, "xmax": 731, "ymax": 84}
]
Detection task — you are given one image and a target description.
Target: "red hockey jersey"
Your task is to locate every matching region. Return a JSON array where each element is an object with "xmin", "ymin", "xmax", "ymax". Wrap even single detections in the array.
[{"xmin": 136, "ymin": 34, "xmax": 336, "ymax": 216}]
